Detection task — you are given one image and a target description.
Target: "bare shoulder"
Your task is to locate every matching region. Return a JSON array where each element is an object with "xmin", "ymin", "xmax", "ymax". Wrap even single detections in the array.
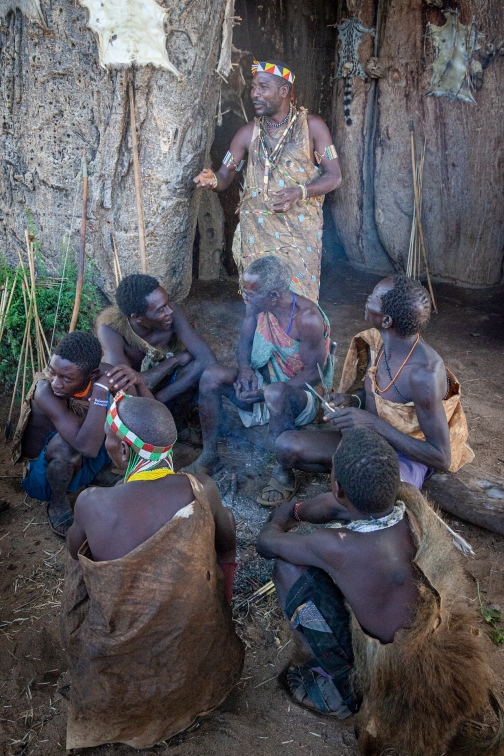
[
  {"xmin": 97, "ymin": 322, "xmax": 125, "ymax": 344},
  {"xmin": 296, "ymin": 296, "xmax": 325, "ymax": 330},
  {"xmin": 233, "ymin": 120, "xmax": 255, "ymax": 146},
  {"xmin": 307, "ymin": 113, "xmax": 331, "ymax": 135},
  {"xmin": 74, "ymin": 486, "xmax": 106, "ymax": 521}
]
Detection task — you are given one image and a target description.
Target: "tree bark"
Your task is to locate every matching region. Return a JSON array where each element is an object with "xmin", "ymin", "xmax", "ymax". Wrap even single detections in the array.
[{"xmin": 0, "ymin": 0, "xmax": 227, "ymax": 300}]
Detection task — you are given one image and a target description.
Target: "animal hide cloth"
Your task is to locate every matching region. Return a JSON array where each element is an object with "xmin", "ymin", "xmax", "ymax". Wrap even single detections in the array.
[
  {"xmin": 353, "ymin": 483, "xmax": 502, "ymax": 756},
  {"xmin": 427, "ymin": 10, "xmax": 482, "ymax": 104},
  {"xmin": 0, "ymin": 0, "xmax": 44, "ymax": 25},
  {"xmin": 216, "ymin": 0, "xmax": 235, "ymax": 79},
  {"xmin": 334, "ymin": 17, "xmax": 375, "ymax": 126},
  {"xmin": 78, "ymin": 0, "xmax": 182, "ymax": 78}
]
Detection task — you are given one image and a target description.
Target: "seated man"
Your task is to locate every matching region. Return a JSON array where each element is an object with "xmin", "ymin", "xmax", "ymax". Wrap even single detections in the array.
[
  {"xmin": 97, "ymin": 273, "xmax": 216, "ymax": 425},
  {"xmin": 62, "ymin": 393, "xmax": 244, "ymax": 751},
  {"xmin": 270, "ymin": 274, "xmax": 473, "ymax": 500},
  {"xmin": 11, "ymin": 332, "xmax": 146, "ymax": 537},
  {"xmin": 257, "ymin": 428, "xmax": 500, "ymax": 754},
  {"xmin": 182, "ymin": 255, "xmax": 334, "ymax": 504}
]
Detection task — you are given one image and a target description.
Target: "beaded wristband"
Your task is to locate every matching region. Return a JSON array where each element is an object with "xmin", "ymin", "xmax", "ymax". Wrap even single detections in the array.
[
  {"xmin": 300, "ymin": 184, "xmax": 307, "ymax": 201},
  {"xmin": 293, "ymin": 501, "xmax": 303, "ymax": 522},
  {"xmin": 211, "ymin": 172, "xmax": 218, "ymax": 189},
  {"xmin": 94, "ymin": 382, "xmax": 110, "ymax": 392},
  {"xmin": 93, "ymin": 398, "xmax": 109, "ymax": 407}
]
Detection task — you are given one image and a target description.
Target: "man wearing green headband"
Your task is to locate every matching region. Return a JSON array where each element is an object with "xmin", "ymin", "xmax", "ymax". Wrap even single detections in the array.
[
  {"xmin": 193, "ymin": 59, "xmax": 341, "ymax": 303},
  {"xmin": 63, "ymin": 394, "xmax": 243, "ymax": 750}
]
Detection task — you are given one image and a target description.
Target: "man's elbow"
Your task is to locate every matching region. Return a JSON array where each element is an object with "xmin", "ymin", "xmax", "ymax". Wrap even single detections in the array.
[{"xmin": 437, "ymin": 448, "xmax": 451, "ymax": 471}]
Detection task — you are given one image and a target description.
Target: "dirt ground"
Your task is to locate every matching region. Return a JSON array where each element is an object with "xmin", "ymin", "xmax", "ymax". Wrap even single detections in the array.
[{"xmin": 1, "ymin": 250, "xmax": 504, "ymax": 756}]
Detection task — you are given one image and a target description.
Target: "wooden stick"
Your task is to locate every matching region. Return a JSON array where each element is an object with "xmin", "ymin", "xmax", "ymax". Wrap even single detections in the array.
[
  {"xmin": 0, "ymin": 277, "xmax": 16, "ymax": 343},
  {"xmin": 129, "ymin": 81, "xmax": 147, "ymax": 274},
  {"xmin": 110, "ymin": 233, "xmax": 123, "ymax": 285},
  {"xmin": 409, "ymin": 127, "xmax": 437, "ymax": 312},
  {"xmin": 69, "ymin": 156, "xmax": 88, "ymax": 332}
]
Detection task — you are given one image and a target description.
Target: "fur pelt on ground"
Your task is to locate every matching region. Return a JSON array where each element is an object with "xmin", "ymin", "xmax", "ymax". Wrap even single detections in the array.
[{"xmin": 351, "ymin": 483, "xmax": 504, "ymax": 756}]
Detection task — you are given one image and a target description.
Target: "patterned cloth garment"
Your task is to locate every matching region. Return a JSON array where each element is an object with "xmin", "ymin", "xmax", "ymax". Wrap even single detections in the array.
[{"xmin": 236, "ymin": 106, "xmax": 324, "ymax": 302}]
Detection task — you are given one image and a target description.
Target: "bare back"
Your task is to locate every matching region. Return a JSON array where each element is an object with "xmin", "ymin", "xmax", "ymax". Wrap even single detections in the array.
[
  {"xmin": 319, "ymin": 519, "xmax": 419, "ymax": 643},
  {"xmin": 72, "ymin": 473, "xmax": 200, "ymax": 561}
]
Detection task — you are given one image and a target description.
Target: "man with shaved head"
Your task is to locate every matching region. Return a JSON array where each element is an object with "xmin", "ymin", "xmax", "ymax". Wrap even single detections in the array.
[
  {"xmin": 267, "ymin": 275, "xmax": 474, "ymax": 500},
  {"xmin": 193, "ymin": 59, "xmax": 341, "ymax": 302},
  {"xmin": 62, "ymin": 394, "xmax": 243, "ymax": 750}
]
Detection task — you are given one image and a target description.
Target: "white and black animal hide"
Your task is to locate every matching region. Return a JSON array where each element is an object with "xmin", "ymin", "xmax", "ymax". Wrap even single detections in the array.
[{"xmin": 78, "ymin": 0, "xmax": 182, "ymax": 77}]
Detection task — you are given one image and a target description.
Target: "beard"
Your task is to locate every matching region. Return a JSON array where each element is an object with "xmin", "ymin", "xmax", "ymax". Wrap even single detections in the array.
[{"xmin": 252, "ymin": 91, "xmax": 283, "ymax": 118}]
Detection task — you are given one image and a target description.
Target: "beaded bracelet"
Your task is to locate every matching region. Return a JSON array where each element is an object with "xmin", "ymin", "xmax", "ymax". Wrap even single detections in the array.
[
  {"xmin": 93, "ymin": 398, "xmax": 109, "ymax": 407},
  {"xmin": 211, "ymin": 172, "xmax": 218, "ymax": 189},
  {"xmin": 300, "ymin": 184, "xmax": 307, "ymax": 201},
  {"xmin": 293, "ymin": 501, "xmax": 303, "ymax": 522}
]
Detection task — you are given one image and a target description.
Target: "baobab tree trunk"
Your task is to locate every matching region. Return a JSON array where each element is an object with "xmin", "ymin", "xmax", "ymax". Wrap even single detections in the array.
[{"xmin": 0, "ymin": 0, "xmax": 227, "ymax": 299}]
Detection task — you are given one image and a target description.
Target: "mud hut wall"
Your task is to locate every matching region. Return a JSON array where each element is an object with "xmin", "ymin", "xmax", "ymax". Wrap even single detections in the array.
[
  {"xmin": 0, "ymin": 0, "xmax": 227, "ymax": 301},
  {"xmin": 330, "ymin": 0, "xmax": 504, "ymax": 287},
  {"xmin": 206, "ymin": 0, "xmax": 337, "ymax": 276}
]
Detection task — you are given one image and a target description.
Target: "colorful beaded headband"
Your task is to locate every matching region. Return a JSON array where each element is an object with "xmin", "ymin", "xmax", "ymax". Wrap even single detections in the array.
[
  {"xmin": 106, "ymin": 391, "xmax": 175, "ymax": 461},
  {"xmin": 252, "ymin": 60, "xmax": 295, "ymax": 84}
]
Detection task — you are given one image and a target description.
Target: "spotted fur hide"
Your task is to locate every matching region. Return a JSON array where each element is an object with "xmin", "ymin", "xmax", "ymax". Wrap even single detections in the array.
[
  {"xmin": 78, "ymin": 0, "xmax": 182, "ymax": 78},
  {"xmin": 335, "ymin": 17, "xmax": 375, "ymax": 127},
  {"xmin": 427, "ymin": 10, "xmax": 482, "ymax": 104}
]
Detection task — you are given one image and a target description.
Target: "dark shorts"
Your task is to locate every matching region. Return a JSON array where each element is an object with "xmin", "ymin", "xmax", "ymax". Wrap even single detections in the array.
[
  {"xmin": 285, "ymin": 566, "xmax": 359, "ymax": 713},
  {"xmin": 22, "ymin": 431, "xmax": 110, "ymax": 502}
]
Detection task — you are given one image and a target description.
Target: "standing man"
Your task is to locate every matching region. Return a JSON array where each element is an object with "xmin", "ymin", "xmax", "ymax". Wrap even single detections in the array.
[{"xmin": 193, "ymin": 59, "xmax": 342, "ymax": 302}]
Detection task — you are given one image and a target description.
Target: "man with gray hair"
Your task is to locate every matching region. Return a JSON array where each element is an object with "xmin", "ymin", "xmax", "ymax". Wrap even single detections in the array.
[{"xmin": 182, "ymin": 256, "xmax": 334, "ymax": 504}]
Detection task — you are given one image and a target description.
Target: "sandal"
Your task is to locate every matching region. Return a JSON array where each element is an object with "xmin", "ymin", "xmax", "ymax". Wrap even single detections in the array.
[
  {"xmin": 46, "ymin": 502, "xmax": 73, "ymax": 538},
  {"xmin": 256, "ymin": 477, "xmax": 298, "ymax": 507},
  {"xmin": 179, "ymin": 459, "xmax": 224, "ymax": 476},
  {"xmin": 285, "ymin": 663, "xmax": 352, "ymax": 718}
]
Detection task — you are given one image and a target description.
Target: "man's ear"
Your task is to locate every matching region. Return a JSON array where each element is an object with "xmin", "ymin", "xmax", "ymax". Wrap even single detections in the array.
[
  {"xmin": 279, "ymin": 83, "xmax": 289, "ymax": 100},
  {"xmin": 333, "ymin": 479, "xmax": 345, "ymax": 501},
  {"xmin": 89, "ymin": 368, "xmax": 101, "ymax": 382},
  {"xmin": 269, "ymin": 289, "xmax": 279, "ymax": 302},
  {"xmin": 120, "ymin": 441, "xmax": 129, "ymax": 463},
  {"xmin": 381, "ymin": 314, "xmax": 393, "ymax": 330}
]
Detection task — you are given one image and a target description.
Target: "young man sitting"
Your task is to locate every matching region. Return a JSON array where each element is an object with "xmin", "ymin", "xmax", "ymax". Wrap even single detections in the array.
[
  {"xmin": 62, "ymin": 393, "xmax": 244, "ymax": 751},
  {"xmin": 257, "ymin": 428, "xmax": 500, "ymax": 755},
  {"xmin": 11, "ymin": 332, "xmax": 146, "ymax": 537},
  {"xmin": 268, "ymin": 275, "xmax": 473, "ymax": 502},
  {"xmin": 97, "ymin": 273, "xmax": 216, "ymax": 425},
  {"xmin": 182, "ymin": 255, "xmax": 334, "ymax": 505}
]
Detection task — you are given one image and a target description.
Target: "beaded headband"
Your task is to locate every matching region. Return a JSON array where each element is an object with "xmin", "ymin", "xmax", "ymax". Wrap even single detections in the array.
[
  {"xmin": 106, "ymin": 391, "xmax": 175, "ymax": 461},
  {"xmin": 252, "ymin": 60, "xmax": 295, "ymax": 84}
]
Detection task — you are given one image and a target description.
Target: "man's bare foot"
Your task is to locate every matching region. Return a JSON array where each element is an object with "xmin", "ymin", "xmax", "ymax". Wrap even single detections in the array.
[
  {"xmin": 256, "ymin": 463, "xmax": 297, "ymax": 506},
  {"xmin": 46, "ymin": 497, "xmax": 73, "ymax": 538},
  {"xmin": 180, "ymin": 452, "xmax": 222, "ymax": 476}
]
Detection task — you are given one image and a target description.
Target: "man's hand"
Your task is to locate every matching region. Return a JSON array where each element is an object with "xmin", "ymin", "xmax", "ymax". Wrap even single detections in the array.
[
  {"xmin": 269, "ymin": 499, "xmax": 299, "ymax": 531},
  {"xmin": 105, "ymin": 364, "xmax": 145, "ymax": 393},
  {"xmin": 324, "ymin": 407, "xmax": 379, "ymax": 432},
  {"xmin": 234, "ymin": 366, "xmax": 258, "ymax": 393},
  {"xmin": 193, "ymin": 168, "xmax": 217, "ymax": 189},
  {"xmin": 270, "ymin": 187, "xmax": 302, "ymax": 214},
  {"xmin": 327, "ymin": 392, "xmax": 353, "ymax": 409}
]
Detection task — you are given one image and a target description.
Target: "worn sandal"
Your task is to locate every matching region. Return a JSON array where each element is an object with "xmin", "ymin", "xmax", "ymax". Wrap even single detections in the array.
[
  {"xmin": 286, "ymin": 663, "xmax": 352, "ymax": 718},
  {"xmin": 256, "ymin": 477, "xmax": 298, "ymax": 507}
]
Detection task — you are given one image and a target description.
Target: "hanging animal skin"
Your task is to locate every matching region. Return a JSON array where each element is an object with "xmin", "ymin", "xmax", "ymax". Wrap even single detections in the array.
[
  {"xmin": 427, "ymin": 10, "xmax": 482, "ymax": 104},
  {"xmin": 335, "ymin": 17, "xmax": 375, "ymax": 126},
  {"xmin": 0, "ymin": 0, "xmax": 44, "ymax": 25},
  {"xmin": 79, "ymin": 0, "xmax": 182, "ymax": 78}
]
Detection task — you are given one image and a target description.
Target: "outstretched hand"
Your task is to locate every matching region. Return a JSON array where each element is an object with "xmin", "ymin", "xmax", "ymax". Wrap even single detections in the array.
[{"xmin": 193, "ymin": 168, "xmax": 217, "ymax": 189}]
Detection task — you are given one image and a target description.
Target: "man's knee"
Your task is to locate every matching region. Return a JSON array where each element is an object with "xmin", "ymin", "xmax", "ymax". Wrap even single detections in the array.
[
  {"xmin": 276, "ymin": 430, "xmax": 305, "ymax": 466},
  {"xmin": 264, "ymin": 381, "xmax": 290, "ymax": 409},
  {"xmin": 45, "ymin": 434, "xmax": 80, "ymax": 465},
  {"xmin": 199, "ymin": 362, "xmax": 235, "ymax": 393}
]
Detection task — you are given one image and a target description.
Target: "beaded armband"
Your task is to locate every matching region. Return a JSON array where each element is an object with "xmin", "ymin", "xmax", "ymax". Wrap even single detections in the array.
[
  {"xmin": 222, "ymin": 151, "xmax": 245, "ymax": 173},
  {"xmin": 293, "ymin": 501, "xmax": 303, "ymax": 522},
  {"xmin": 314, "ymin": 144, "xmax": 338, "ymax": 165}
]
